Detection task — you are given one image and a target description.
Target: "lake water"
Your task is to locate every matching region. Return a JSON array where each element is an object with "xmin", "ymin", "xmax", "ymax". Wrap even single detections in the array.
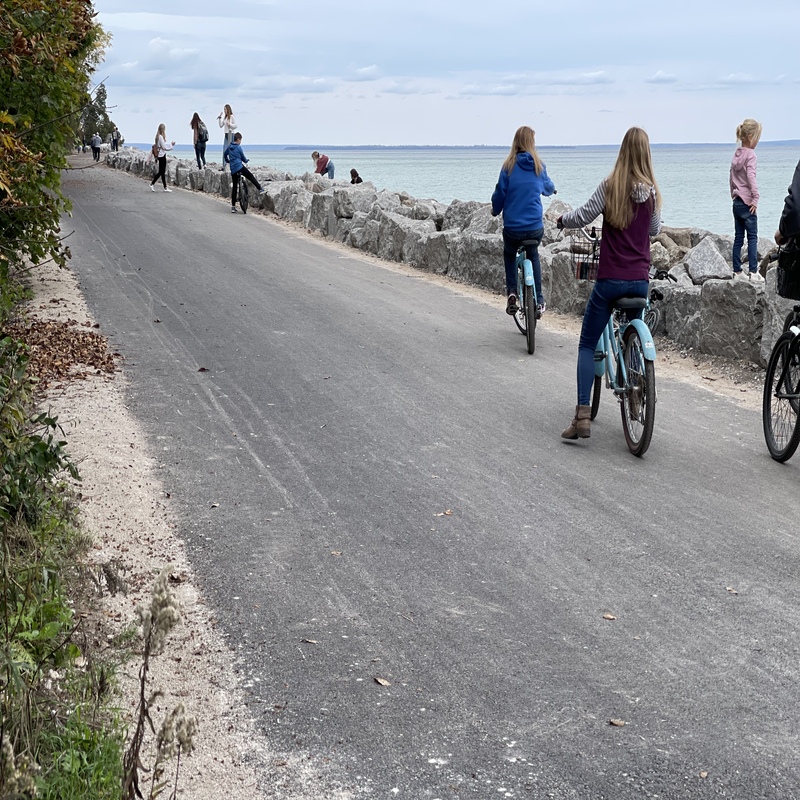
[{"xmin": 132, "ymin": 141, "xmax": 800, "ymax": 237}]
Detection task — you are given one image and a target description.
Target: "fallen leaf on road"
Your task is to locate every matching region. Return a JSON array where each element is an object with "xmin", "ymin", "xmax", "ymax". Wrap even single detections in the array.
[
  {"xmin": 435, "ymin": 509, "xmax": 454, "ymax": 517},
  {"xmin": 700, "ymin": 771, "xmax": 708, "ymax": 779},
  {"xmin": 726, "ymin": 587, "xmax": 739, "ymax": 595},
  {"xmin": 603, "ymin": 613, "xmax": 617, "ymax": 621},
  {"xmin": 301, "ymin": 639, "xmax": 318, "ymax": 645},
  {"xmin": 210, "ymin": 503, "xmax": 219, "ymax": 508},
  {"xmin": 198, "ymin": 367, "xmax": 209, "ymax": 372},
  {"xmin": 331, "ymin": 550, "xmax": 342, "ymax": 557},
  {"xmin": 701, "ymin": 376, "xmax": 717, "ymax": 381},
  {"xmin": 609, "ymin": 719, "xmax": 626, "ymax": 727},
  {"xmin": 374, "ymin": 677, "xmax": 391, "ymax": 687}
]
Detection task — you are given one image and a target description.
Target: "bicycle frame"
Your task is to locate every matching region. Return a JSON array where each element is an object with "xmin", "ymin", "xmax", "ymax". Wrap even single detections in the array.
[
  {"xmin": 516, "ymin": 252, "xmax": 535, "ymax": 295},
  {"xmin": 595, "ymin": 313, "xmax": 656, "ymax": 394}
]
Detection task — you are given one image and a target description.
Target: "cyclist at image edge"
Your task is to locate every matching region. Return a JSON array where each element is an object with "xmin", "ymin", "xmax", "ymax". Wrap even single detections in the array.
[
  {"xmin": 775, "ymin": 157, "xmax": 800, "ymax": 245},
  {"xmin": 491, "ymin": 125, "xmax": 556, "ymax": 317},
  {"xmin": 557, "ymin": 126, "xmax": 662, "ymax": 441},
  {"xmin": 224, "ymin": 132, "xmax": 267, "ymax": 213}
]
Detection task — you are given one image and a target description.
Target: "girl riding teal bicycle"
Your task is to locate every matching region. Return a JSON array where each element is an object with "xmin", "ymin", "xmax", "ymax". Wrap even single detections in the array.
[
  {"xmin": 491, "ymin": 125, "xmax": 556, "ymax": 318},
  {"xmin": 557, "ymin": 126, "xmax": 662, "ymax": 442}
]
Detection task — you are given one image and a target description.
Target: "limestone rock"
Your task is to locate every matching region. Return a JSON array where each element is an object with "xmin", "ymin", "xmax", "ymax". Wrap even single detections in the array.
[
  {"xmin": 449, "ymin": 234, "xmax": 504, "ymax": 292},
  {"xmin": 684, "ymin": 237, "xmax": 731, "ymax": 284},
  {"xmin": 699, "ymin": 279, "xmax": 764, "ymax": 361},
  {"xmin": 662, "ymin": 284, "xmax": 702, "ymax": 350},
  {"xmin": 442, "ymin": 200, "xmax": 486, "ymax": 231}
]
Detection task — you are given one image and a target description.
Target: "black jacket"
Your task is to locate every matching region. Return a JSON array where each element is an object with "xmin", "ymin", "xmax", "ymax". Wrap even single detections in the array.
[{"xmin": 779, "ymin": 160, "xmax": 800, "ymax": 241}]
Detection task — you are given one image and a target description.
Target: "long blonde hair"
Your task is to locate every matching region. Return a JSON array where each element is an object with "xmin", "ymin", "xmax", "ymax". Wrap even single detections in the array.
[
  {"xmin": 604, "ymin": 127, "xmax": 661, "ymax": 230},
  {"xmin": 155, "ymin": 123, "xmax": 165, "ymax": 144},
  {"xmin": 502, "ymin": 125, "xmax": 543, "ymax": 176},
  {"xmin": 736, "ymin": 118, "xmax": 762, "ymax": 147},
  {"xmin": 223, "ymin": 104, "xmax": 233, "ymax": 121}
]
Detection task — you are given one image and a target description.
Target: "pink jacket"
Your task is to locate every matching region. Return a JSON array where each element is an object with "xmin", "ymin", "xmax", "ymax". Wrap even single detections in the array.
[{"xmin": 730, "ymin": 147, "xmax": 759, "ymax": 206}]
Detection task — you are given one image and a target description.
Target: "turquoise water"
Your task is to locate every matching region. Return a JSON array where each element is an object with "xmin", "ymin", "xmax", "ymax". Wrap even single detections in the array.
[{"xmin": 133, "ymin": 141, "xmax": 800, "ymax": 237}]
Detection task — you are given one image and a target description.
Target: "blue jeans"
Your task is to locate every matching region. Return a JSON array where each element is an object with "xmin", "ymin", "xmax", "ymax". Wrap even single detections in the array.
[
  {"xmin": 194, "ymin": 141, "xmax": 206, "ymax": 168},
  {"xmin": 732, "ymin": 197, "xmax": 758, "ymax": 273},
  {"xmin": 223, "ymin": 132, "xmax": 233, "ymax": 168},
  {"xmin": 502, "ymin": 228, "xmax": 544, "ymax": 304},
  {"xmin": 323, "ymin": 161, "xmax": 335, "ymax": 179},
  {"xmin": 577, "ymin": 278, "xmax": 649, "ymax": 405}
]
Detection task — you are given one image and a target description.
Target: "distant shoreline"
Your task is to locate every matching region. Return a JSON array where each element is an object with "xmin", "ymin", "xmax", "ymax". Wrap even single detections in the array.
[{"xmin": 127, "ymin": 140, "xmax": 800, "ymax": 151}]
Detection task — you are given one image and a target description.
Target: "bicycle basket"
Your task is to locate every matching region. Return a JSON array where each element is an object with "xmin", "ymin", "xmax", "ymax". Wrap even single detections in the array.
[
  {"xmin": 777, "ymin": 243, "xmax": 800, "ymax": 300},
  {"xmin": 570, "ymin": 230, "xmax": 601, "ymax": 281}
]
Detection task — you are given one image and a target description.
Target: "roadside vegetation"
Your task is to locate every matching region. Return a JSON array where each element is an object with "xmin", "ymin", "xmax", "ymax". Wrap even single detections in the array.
[{"xmin": 0, "ymin": 4, "xmax": 190, "ymax": 798}]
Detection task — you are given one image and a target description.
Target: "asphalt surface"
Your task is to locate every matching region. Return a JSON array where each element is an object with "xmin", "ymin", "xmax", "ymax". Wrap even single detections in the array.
[{"xmin": 61, "ymin": 162, "xmax": 800, "ymax": 799}]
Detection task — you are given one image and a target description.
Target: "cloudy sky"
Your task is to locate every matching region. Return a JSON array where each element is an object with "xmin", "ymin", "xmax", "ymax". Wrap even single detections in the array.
[{"xmin": 93, "ymin": 0, "xmax": 800, "ymax": 147}]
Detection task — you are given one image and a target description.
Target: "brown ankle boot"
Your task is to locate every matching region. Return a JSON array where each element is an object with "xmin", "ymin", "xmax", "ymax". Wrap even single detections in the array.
[{"xmin": 561, "ymin": 404, "xmax": 592, "ymax": 440}]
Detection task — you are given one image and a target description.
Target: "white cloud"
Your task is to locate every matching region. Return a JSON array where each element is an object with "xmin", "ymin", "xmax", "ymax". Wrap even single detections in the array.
[{"xmin": 646, "ymin": 71, "xmax": 678, "ymax": 84}]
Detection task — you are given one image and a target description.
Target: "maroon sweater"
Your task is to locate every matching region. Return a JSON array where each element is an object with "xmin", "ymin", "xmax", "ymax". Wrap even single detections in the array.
[{"xmin": 598, "ymin": 197, "xmax": 655, "ymax": 281}]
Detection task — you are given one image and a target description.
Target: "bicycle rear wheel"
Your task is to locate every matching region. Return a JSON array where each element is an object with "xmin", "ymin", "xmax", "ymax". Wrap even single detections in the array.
[
  {"xmin": 524, "ymin": 283, "xmax": 536, "ymax": 355},
  {"xmin": 620, "ymin": 326, "xmax": 655, "ymax": 456},
  {"xmin": 239, "ymin": 179, "xmax": 249, "ymax": 214},
  {"xmin": 762, "ymin": 332, "xmax": 800, "ymax": 462}
]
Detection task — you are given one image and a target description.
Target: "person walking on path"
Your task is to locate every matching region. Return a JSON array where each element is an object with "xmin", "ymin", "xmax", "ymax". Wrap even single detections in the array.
[
  {"xmin": 312, "ymin": 151, "xmax": 334, "ymax": 179},
  {"xmin": 191, "ymin": 113, "xmax": 208, "ymax": 169},
  {"xmin": 218, "ymin": 104, "xmax": 236, "ymax": 172},
  {"xmin": 111, "ymin": 127, "xmax": 121, "ymax": 151},
  {"xmin": 491, "ymin": 125, "xmax": 556, "ymax": 317},
  {"xmin": 224, "ymin": 132, "xmax": 267, "ymax": 213},
  {"xmin": 730, "ymin": 118, "xmax": 763, "ymax": 280},
  {"xmin": 556, "ymin": 126, "xmax": 662, "ymax": 441},
  {"xmin": 91, "ymin": 131, "xmax": 102, "ymax": 161},
  {"xmin": 149, "ymin": 123, "xmax": 175, "ymax": 192}
]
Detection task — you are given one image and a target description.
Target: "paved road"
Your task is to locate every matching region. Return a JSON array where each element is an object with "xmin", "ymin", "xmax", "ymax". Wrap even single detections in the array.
[{"xmin": 63, "ymin": 163, "xmax": 800, "ymax": 799}]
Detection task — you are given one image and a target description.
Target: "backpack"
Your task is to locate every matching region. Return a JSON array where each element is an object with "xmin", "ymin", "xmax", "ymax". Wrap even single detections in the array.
[{"xmin": 198, "ymin": 122, "xmax": 209, "ymax": 143}]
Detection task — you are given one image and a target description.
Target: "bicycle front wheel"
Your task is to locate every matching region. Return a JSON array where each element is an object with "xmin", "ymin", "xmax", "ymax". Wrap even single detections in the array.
[
  {"xmin": 524, "ymin": 284, "xmax": 536, "ymax": 355},
  {"xmin": 762, "ymin": 332, "xmax": 800, "ymax": 462},
  {"xmin": 239, "ymin": 181, "xmax": 249, "ymax": 214},
  {"xmin": 590, "ymin": 375, "xmax": 602, "ymax": 420},
  {"xmin": 620, "ymin": 326, "xmax": 655, "ymax": 456},
  {"xmin": 644, "ymin": 306, "xmax": 661, "ymax": 336}
]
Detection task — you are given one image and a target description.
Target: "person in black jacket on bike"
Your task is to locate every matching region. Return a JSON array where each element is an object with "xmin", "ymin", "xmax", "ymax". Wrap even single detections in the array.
[{"xmin": 776, "ymin": 160, "xmax": 800, "ymax": 245}]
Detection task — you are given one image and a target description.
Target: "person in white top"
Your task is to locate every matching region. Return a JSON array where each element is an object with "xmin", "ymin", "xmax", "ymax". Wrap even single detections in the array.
[
  {"xmin": 150, "ymin": 123, "xmax": 176, "ymax": 192},
  {"xmin": 218, "ymin": 104, "xmax": 236, "ymax": 171}
]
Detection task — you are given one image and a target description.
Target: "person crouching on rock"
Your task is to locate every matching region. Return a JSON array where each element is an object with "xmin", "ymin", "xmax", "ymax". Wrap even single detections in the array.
[
  {"xmin": 556, "ymin": 126, "xmax": 662, "ymax": 442},
  {"xmin": 350, "ymin": 168, "xmax": 363, "ymax": 184},
  {"xmin": 312, "ymin": 151, "xmax": 334, "ymax": 179},
  {"xmin": 224, "ymin": 132, "xmax": 266, "ymax": 212}
]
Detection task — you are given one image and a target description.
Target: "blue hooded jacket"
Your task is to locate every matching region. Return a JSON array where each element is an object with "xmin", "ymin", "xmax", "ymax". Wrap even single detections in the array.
[
  {"xmin": 491, "ymin": 152, "xmax": 555, "ymax": 231},
  {"xmin": 224, "ymin": 142, "xmax": 248, "ymax": 174}
]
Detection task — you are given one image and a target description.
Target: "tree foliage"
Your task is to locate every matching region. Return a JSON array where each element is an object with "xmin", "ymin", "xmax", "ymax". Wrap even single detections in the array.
[{"xmin": 0, "ymin": 1, "xmax": 108, "ymax": 322}]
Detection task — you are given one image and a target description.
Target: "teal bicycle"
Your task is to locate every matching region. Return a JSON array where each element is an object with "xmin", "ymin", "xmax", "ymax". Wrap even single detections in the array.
[
  {"xmin": 511, "ymin": 240, "xmax": 540, "ymax": 355},
  {"xmin": 571, "ymin": 229, "xmax": 658, "ymax": 456}
]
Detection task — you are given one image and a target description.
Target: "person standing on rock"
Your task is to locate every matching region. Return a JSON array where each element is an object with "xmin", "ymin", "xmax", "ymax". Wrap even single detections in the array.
[
  {"xmin": 218, "ymin": 105, "xmax": 236, "ymax": 172},
  {"xmin": 730, "ymin": 118, "xmax": 763, "ymax": 281},
  {"xmin": 312, "ymin": 151, "xmax": 334, "ymax": 179},
  {"xmin": 556, "ymin": 126, "xmax": 662, "ymax": 442},
  {"xmin": 491, "ymin": 125, "xmax": 556, "ymax": 317},
  {"xmin": 190, "ymin": 113, "xmax": 208, "ymax": 169},
  {"xmin": 149, "ymin": 123, "xmax": 175, "ymax": 192}
]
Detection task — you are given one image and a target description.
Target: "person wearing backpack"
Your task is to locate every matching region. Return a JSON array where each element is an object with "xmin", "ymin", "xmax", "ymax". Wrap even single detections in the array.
[{"xmin": 190, "ymin": 113, "xmax": 208, "ymax": 169}]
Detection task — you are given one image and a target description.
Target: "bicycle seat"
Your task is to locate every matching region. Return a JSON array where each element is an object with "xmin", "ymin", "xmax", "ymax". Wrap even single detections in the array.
[
  {"xmin": 613, "ymin": 296, "xmax": 647, "ymax": 311},
  {"xmin": 518, "ymin": 239, "xmax": 540, "ymax": 248}
]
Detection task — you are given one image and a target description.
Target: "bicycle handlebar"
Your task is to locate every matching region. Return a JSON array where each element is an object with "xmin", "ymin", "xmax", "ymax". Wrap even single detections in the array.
[{"xmin": 651, "ymin": 269, "xmax": 678, "ymax": 282}]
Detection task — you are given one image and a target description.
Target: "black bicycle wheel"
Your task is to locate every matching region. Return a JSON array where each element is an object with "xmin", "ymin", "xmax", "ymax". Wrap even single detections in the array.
[
  {"xmin": 762, "ymin": 332, "xmax": 800, "ymax": 462},
  {"xmin": 620, "ymin": 325, "xmax": 656, "ymax": 456},
  {"xmin": 590, "ymin": 375, "xmax": 602, "ymax": 420},
  {"xmin": 239, "ymin": 179, "xmax": 249, "ymax": 214},
  {"xmin": 524, "ymin": 283, "xmax": 536, "ymax": 355},
  {"xmin": 644, "ymin": 306, "xmax": 661, "ymax": 336}
]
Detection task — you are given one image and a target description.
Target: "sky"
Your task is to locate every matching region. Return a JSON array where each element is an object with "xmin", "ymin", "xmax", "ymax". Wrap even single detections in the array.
[{"xmin": 92, "ymin": 0, "xmax": 800, "ymax": 148}]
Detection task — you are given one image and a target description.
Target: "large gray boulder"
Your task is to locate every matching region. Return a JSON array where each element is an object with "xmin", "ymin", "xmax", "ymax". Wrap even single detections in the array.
[
  {"xmin": 546, "ymin": 251, "xmax": 593, "ymax": 316},
  {"xmin": 411, "ymin": 199, "xmax": 447, "ymax": 229},
  {"xmin": 684, "ymin": 236, "xmax": 732, "ymax": 284},
  {"xmin": 448, "ymin": 234, "xmax": 504, "ymax": 292},
  {"xmin": 442, "ymin": 200, "xmax": 486, "ymax": 231},
  {"xmin": 463, "ymin": 206, "xmax": 502, "ymax": 235},
  {"xmin": 662, "ymin": 283, "xmax": 702, "ymax": 349},
  {"xmin": 377, "ymin": 212, "xmax": 437, "ymax": 263},
  {"xmin": 306, "ymin": 190, "xmax": 335, "ymax": 234},
  {"xmin": 699, "ymin": 279, "xmax": 764, "ymax": 361},
  {"xmin": 332, "ymin": 185, "xmax": 378, "ymax": 219},
  {"xmin": 348, "ymin": 214, "xmax": 380, "ymax": 255},
  {"xmin": 417, "ymin": 231, "xmax": 460, "ymax": 275}
]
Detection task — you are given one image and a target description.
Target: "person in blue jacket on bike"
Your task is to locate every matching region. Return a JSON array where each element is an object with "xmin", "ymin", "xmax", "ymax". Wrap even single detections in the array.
[
  {"xmin": 224, "ymin": 132, "xmax": 266, "ymax": 213},
  {"xmin": 492, "ymin": 126, "xmax": 556, "ymax": 316}
]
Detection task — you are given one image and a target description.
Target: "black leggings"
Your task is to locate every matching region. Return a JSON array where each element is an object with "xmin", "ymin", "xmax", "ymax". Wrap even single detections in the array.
[
  {"xmin": 151, "ymin": 156, "xmax": 167, "ymax": 188},
  {"xmin": 231, "ymin": 167, "xmax": 261, "ymax": 205}
]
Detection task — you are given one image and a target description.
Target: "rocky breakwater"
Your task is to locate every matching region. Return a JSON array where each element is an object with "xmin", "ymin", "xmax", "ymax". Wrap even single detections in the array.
[{"xmin": 107, "ymin": 147, "xmax": 793, "ymax": 366}]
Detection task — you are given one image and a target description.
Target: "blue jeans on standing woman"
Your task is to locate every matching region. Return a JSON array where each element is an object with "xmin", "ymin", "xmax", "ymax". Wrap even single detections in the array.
[
  {"xmin": 194, "ymin": 141, "xmax": 206, "ymax": 169},
  {"xmin": 732, "ymin": 197, "xmax": 758, "ymax": 273},
  {"xmin": 577, "ymin": 278, "xmax": 649, "ymax": 405},
  {"xmin": 502, "ymin": 228, "xmax": 544, "ymax": 306}
]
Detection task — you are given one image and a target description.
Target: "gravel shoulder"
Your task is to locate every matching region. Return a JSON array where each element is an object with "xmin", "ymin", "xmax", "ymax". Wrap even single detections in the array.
[{"xmin": 21, "ymin": 167, "xmax": 765, "ymax": 796}]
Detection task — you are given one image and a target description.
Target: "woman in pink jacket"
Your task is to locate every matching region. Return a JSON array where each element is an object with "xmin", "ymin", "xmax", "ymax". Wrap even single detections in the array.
[{"xmin": 729, "ymin": 118, "xmax": 763, "ymax": 280}]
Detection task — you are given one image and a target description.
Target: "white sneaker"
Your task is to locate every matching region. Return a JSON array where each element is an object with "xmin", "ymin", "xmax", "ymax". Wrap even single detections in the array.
[
  {"xmin": 749, "ymin": 271, "xmax": 764, "ymax": 282},
  {"xmin": 150, "ymin": 184, "xmax": 155, "ymax": 192},
  {"xmin": 732, "ymin": 271, "xmax": 744, "ymax": 279},
  {"xmin": 164, "ymin": 188, "xmax": 172, "ymax": 192},
  {"xmin": 259, "ymin": 187, "xmax": 267, "ymax": 195},
  {"xmin": 231, "ymin": 207, "xmax": 236, "ymax": 213}
]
